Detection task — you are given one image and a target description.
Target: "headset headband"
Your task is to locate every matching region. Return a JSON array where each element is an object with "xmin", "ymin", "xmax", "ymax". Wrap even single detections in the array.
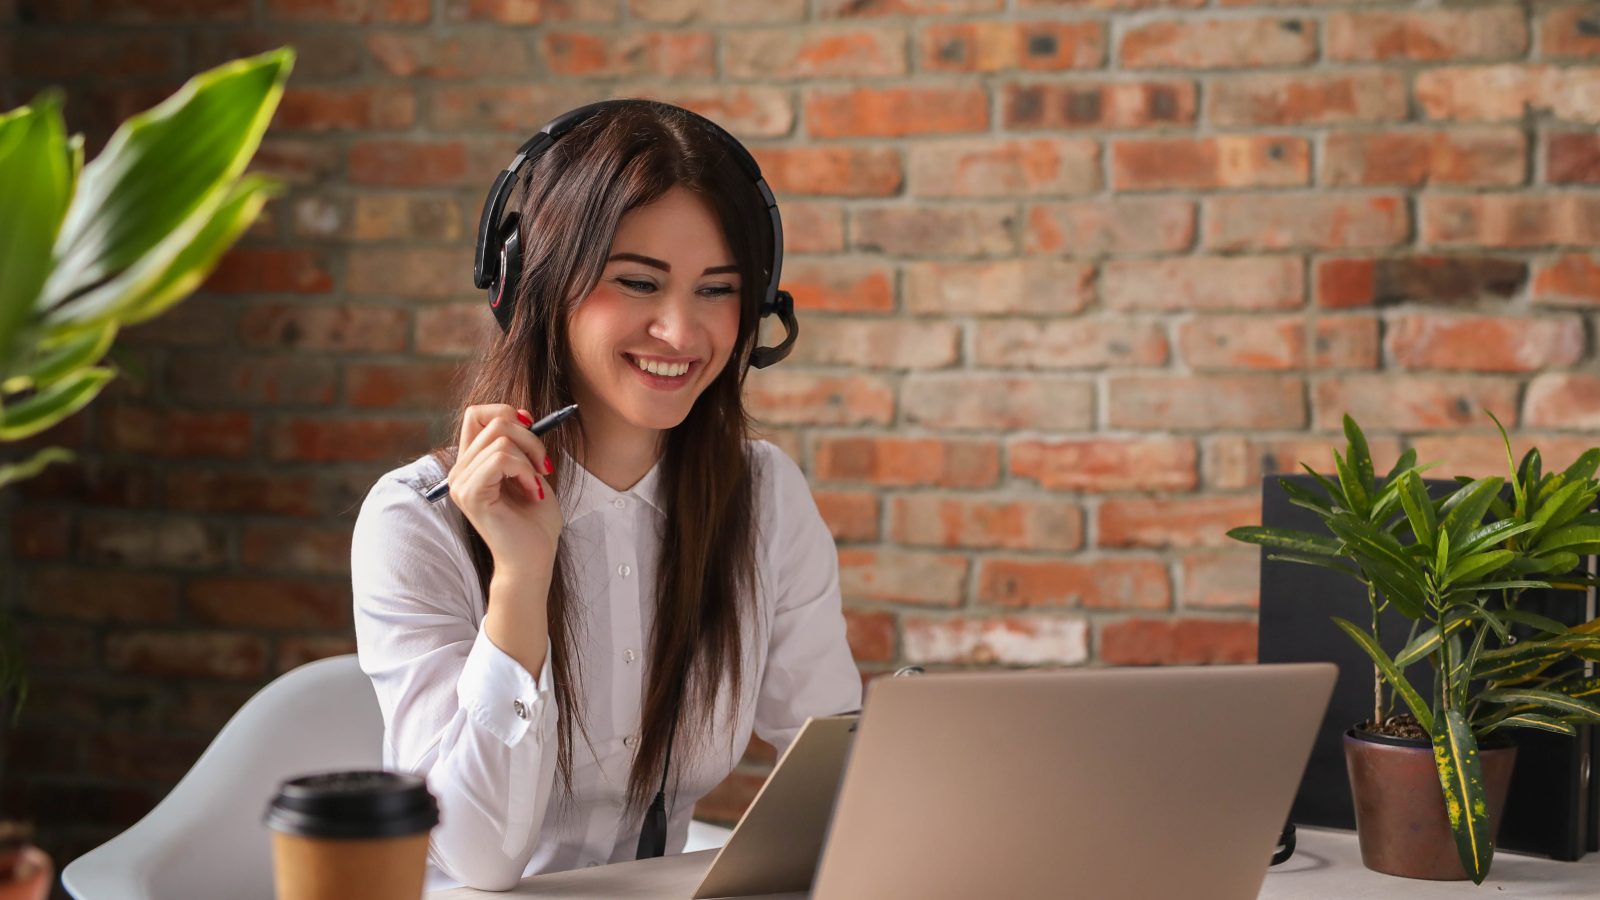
[{"xmin": 471, "ymin": 99, "xmax": 797, "ymax": 369}]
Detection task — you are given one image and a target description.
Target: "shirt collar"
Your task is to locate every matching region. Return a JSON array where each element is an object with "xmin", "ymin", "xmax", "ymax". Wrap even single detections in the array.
[{"xmin": 557, "ymin": 449, "xmax": 666, "ymax": 523}]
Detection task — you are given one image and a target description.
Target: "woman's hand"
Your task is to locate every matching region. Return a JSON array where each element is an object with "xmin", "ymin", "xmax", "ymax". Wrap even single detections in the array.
[{"xmin": 448, "ymin": 404, "xmax": 563, "ymax": 577}]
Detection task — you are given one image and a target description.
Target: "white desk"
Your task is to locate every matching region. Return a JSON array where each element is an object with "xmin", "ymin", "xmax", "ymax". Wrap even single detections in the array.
[{"xmin": 428, "ymin": 827, "xmax": 1600, "ymax": 899}]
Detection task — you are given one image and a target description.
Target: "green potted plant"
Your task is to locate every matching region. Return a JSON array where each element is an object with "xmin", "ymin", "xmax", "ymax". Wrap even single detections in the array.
[
  {"xmin": 0, "ymin": 47, "xmax": 295, "ymax": 895},
  {"xmin": 1229, "ymin": 413, "xmax": 1600, "ymax": 883}
]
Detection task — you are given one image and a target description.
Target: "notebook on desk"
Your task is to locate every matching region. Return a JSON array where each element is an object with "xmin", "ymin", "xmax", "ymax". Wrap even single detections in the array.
[{"xmin": 695, "ymin": 663, "xmax": 1337, "ymax": 900}]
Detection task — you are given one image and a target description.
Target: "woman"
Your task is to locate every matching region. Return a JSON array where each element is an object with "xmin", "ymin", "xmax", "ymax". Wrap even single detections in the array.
[{"xmin": 350, "ymin": 101, "xmax": 862, "ymax": 890}]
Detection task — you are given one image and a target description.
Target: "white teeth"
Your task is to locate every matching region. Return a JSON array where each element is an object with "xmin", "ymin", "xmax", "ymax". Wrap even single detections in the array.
[{"xmin": 632, "ymin": 356, "xmax": 690, "ymax": 377}]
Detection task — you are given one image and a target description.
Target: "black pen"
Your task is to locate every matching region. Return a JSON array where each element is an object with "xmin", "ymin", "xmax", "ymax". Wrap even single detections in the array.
[{"xmin": 424, "ymin": 404, "xmax": 579, "ymax": 503}]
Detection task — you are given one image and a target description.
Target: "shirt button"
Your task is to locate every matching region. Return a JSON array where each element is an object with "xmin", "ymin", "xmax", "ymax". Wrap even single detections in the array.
[
  {"xmin": 618, "ymin": 563, "xmax": 632, "ymax": 577},
  {"xmin": 512, "ymin": 699, "xmax": 529, "ymax": 720},
  {"xmin": 624, "ymin": 648, "xmax": 636, "ymax": 664},
  {"xmin": 613, "ymin": 498, "xmax": 626, "ymax": 509},
  {"xmin": 624, "ymin": 735, "xmax": 637, "ymax": 749}
]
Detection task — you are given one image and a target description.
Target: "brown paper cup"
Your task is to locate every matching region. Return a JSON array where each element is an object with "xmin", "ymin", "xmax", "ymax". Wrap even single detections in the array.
[{"xmin": 264, "ymin": 771, "xmax": 439, "ymax": 900}]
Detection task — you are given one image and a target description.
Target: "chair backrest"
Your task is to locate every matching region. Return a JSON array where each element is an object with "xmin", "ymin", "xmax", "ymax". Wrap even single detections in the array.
[{"xmin": 62, "ymin": 654, "xmax": 383, "ymax": 900}]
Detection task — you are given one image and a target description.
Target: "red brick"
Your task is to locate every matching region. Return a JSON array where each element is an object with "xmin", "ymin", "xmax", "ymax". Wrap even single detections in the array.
[
  {"xmin": 1323, "ymin": 129, "xmax": 1525, "ymax": 187},
  {"xmin": 7, "ymin": 33, "xmax": 182, "ymax": 79},
  {"xmin": 814, "ymin": 436, "xmax": 1000, "ymax": 488},
  {"xmin": 1202, "ymin": 434, "xmax": 1404, "ymax": 492},
  {"xmin": 744, "ymin": 371, "xmax": 896, "ymax": 426},
  {"xmin": 1314, "ymin": 316, "xmax": 1380, "ymax": 370},
  {"xmin": 783, "ymin": 203, "xmax": 846, "ymax": 254},
  {"xmin": 1416, "ymin": 65, "xmax": 1600, "ymax": 123},
  {"xmin": 93, "ymin": 0, "xmax": 249, "ymax": 20},
  {"xmin": 891, "ymin": 496, "xmax": 1082, "ymax": 552},
  {"xmin": 627, "ymin": 85, "xmax": 794, "ymax": 138},
  {"xmin": 267, "ymin": 417, "xmax": 430, "ymax": 463},
  {"xmin": 1525, "ymin": 374, "xmax": 1600, "ymax": 429},
  {"xmin": 79, "ymin": 513, "xmax": 229, "ymax": 568},
  {"xmin": 1102, "ymin": 257, "xmax": 1302, "ymax": 311},
  {"xmin": 188, "ymin": 577, "xmax": 352, "ymax": 629},
  {"xmin": 348, "ymin": 141, "xmax": 470, "ymax": 187},
  {"xmin": 1003, "ymin": 79, "xmax": 1196, "ymax": 130},
  {"xmin": 818, "ymin": 0, "xmax": 1001, "ymax": 16},
  {"xmin": 428, "ymin": 85, "xmax": 595, "ymax": 132},
  {"xmin": 1112, "ymin": 136, "xmax": 1307, "ymax": 190},
  {"xmin": 164, "ymin": 470, "xmax": 320, "ymax": 517},
  {"xmin": 240, "ymin": 303, "xmax": 410, "ymax": 353},
  {"xmin": 105, "ymin": 631, "xmax": 268, "ymax": 680},
  {"xmin": 630, "ymin": 0, "xmax": 804, "ymax": 22},
  {"xmin": 1422, "ymin": 194, "xmax": 1600, "ymax": 246},
  {"xmin": 902, "ymin": 615, "xmax": 1088, "ymax": 666},
  {"xmin": 346, "ymin": 195, "xmax": 465, "ymax": 241},
  {"xmin": 788, "ymin": 319, "xmax": 961, "ymax": 369},
  {"xmin": 973, "ymin": 320, "xmax": 1169, "ymax": 369},
  {"xmin": 11, "ymin": 508, "xmax": 72, "ymax": 561},
  {"xmin": 276, "ymin": 87, "xmax": 415, "ymax": 131},
  {"xmin": 1010, "ymin": 437, "xmax": 1199, "ymax": 493},
  {"xmin": 542, "ymin": 30, "xmax": 714, "ymax": 77},
  {"xmin": 167, "ymin": 352, "xmax": 339, "ymax": 406},
  {"xmin": 1206, "ymin": 193, "xmax": 1408, "ymax": 250},
  {"xmin": 1182, "ymin": 553, "xmax": 1261, "ymax": 609},
  {"xmin": 727, "ymin": 26, "xmax": 905, "ymax": 79},
  {"xmin": 1208, "ymin": 70, "xmax": 1407, "ymax": 126},
  {"xmin": 1326, "ymin": 8, "xmax": 1527, "ymax": 62},
  {"xmin": 837, "ymin": 549, "xmax": 968, "ymax": 606},
  {"xmin": 843, "ymin": 608, "xmax": 897, "ymax": 662},
  {"xmin": 1099, "ymin": 617, "xmax": 1257, "ymax": 665},
  {"xmin": 120, "ymin": 298, "xmax": 232, "ymax": 347},
  {"xmin": 1387, "ymin": 314, "xmax": 1584, "ymax": 373},
  {"xmin": 366, "ymin": 30, "xmax": 530, "ymax": 78},
  {"xmin": 852, "ymin": 205, "xmax": 1016, "ymax": 258},
  {"xmin": 978, "ymin": 558, "xmax": 1168, "ymax": 609},
  {"xmin": 87, "ymin": 732, "xmax": 211, "ymax": 784},
  {"xmin": 346, "ymin": 248, "xmax": 468, "ymax": 299},
  {"xmin": 1313, "ymin": 375, "xmax": 1519, "ymax": 430},
  {"xmin": 268, "ymin": 0, "xmax": 429, "ymax": 22},
  {"xmin": 753, "ymin": 146, "xmax": 903, "ymax": 197},
  {"xmin": 20, "ymin": 623, "xmax": 96, "ymax": 672},
  {"xmin": 1108, "ymin": 376, "xmax": 1306, "ymax": 431},
  {"xmin": 443, "ymin": 0, "xmax": 616, "ymax": 22},
  {"xmin": 919, "ymin": 20, "xmax": 1105, "ymax": 72},
  {"xmin": 1541, "ymin": 4, "xmax": 1600, "ymax": 58},
  {"xmin": 910, "ymin": 138, "xmax": 1100, "ymax": 198},
  {"xmin": 804, "ymin": 86, "xmax": 987, "ymax": 138},
  {"xmin": 203, "ymin": 248, "xmax": 332, "ymax": 294},
  {"xmin": 241, "ymin": 523, "xmax": 353, "ymax": 576},
  {"xmin": 99, "ymin": 406, "xmax": 252, "ymax": 460},
  {"xmin": 814, "ymin": 490, "xmax": 881, "ymax": 542},
  {"xmin": 1178, "ymin": 316, "xmax": 1304, "ymax": 371},
  {"xmin": 1025, "ymin": 198, "xmax": 1195, "ymax": 256},
  {"xmin": 905, "ymin": 259, "xmax": 1093, "ymax": 316},
  {"xmin": 1314, "ymin": 256, "xmax": 1527, "ymax": 308},
  {"xmin": 1547, "ymin": 132, "xmax": 1600, "ymax": 183},
  {"xmin": 1409, "ymin": 433, "xmax": 1600, "ymax": 480},
  {"xmin": 1098, "ymin": 495, "xmax": 1262, "ymax": 549},
  {"xmin": 1121, "ymin": 16, "xmax": 1314, "ymax": 69},
  {"xmin": 901, "ymin": 374, "xmax": 1093, "ymax": 431},
  {"xmin": 416, "ymin": 303, "xmax": 496, "ymax": 356},
  {"xmin": 346, "ymin": 362, "xmax": 465, "ymax": 410},
  {"xmin": 250, "ymin": 139, "xmax": 343, "ymax": 186},
  {"xmin": 277, "ymin": 636, "xmax": 359, "ymax": 673},
  {"xmin": 782, "ymin": 261, "xmax": 894, "ymax": 313},
  {"xmin": 1533, "ymin": 254, "xmax": 1600, "ymax": 306},
  {"xmin": 22, "ymin": 569, "xmax": 179, "ymax": 624}
]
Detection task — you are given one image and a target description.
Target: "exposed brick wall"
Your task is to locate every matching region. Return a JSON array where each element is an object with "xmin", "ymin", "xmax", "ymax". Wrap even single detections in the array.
[{"xmin": 2, "ymin": 0, "xmax": 1598, "ymax": 880}]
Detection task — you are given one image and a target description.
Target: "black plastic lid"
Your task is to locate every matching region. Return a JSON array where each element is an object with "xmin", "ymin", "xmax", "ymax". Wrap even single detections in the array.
[{"xmin": 263, "ymin": 770, "xmax": 438, "ymax": 839}]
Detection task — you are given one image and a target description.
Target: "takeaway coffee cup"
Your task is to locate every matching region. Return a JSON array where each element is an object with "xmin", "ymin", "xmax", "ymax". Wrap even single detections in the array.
[{"xmin": 263, "ymin": 770, "xmax": 439, "ymax": 900}]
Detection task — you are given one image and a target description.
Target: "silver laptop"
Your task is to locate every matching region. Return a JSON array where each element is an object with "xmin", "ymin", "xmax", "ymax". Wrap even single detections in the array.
[{"xmin": 701, "ymin": 662, "xmax": 1336, "ymax": 900}]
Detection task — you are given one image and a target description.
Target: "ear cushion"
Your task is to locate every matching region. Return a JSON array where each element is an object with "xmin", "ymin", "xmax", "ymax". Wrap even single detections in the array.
[{"xmin": 489, "ymin": 218, "xmax": 521, "ymax": 333}]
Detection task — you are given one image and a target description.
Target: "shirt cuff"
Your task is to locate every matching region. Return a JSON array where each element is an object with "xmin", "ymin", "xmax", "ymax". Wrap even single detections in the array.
[{"xmin": 457, "ymin": 628, "xmax": 555, "ymax": 747}]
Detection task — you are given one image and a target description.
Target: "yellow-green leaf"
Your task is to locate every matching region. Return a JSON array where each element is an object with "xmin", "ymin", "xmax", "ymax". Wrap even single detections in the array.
[
  {"xmin": 1433, "ymin": 708, "xmax": 1492, "ymax": 884},
  {"xmin": 0, "ymin": 366, "xmax": 113, "ymax": 440}
]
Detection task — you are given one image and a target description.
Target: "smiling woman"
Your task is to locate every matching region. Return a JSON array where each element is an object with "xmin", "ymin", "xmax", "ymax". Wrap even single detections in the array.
[{"xmin": 347, "ymin": 100, "xmax": 860, "ymax": 892}]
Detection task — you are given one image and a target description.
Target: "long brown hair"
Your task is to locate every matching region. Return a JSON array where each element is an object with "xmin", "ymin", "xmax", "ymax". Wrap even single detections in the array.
[{"xmin": 429, "ymin": 102, "xmax": 768, "ymax": 821}]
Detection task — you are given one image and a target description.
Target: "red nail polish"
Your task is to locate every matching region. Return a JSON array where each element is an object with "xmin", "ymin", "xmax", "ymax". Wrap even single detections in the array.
[
  {"xmin": 537, "ymin": 481, "xmax": 545, "ymax": 500},
  {"xmin": 516, "ymin": 409, "xmax": 532, "ymax": 427},
  {"xmin": 544, "ymin": 456, "xmax": 554, "ymax": 475}
]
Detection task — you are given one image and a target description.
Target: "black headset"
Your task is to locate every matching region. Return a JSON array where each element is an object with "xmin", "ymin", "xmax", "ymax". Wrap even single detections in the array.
[{"xmin": 471, "ymin": 98, "xmax": 798, "ymax": 369}]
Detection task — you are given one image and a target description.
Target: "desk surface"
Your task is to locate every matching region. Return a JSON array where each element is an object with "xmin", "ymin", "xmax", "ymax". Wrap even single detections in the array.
[{"xmin": 428, "ymin": 827, "xmax": 1600, "ymax": 899}]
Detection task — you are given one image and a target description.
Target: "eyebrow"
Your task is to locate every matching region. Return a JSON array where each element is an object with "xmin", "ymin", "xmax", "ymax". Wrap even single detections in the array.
[{"xmin": 608, "ymin": 252, "xmax": 739, "ymax": 276}]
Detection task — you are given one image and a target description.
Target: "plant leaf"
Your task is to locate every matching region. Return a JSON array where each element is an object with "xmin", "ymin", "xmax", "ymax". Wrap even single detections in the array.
[
  {"xmin": 1280, "ymin": 477, "xmax": 1334, "ymax": 516},
  {"xmin": 1440, "ymin": 477, "xmax": 1505, "ymax": 551},
  {"xmin": 1333, "ymin": 616, "xmax": 1433, "ymax": 732},
  {"xmin": 1458, "ymin": 520, "xmax": 1539, "ymax": 557},
  {"xmin": 1443, "ymin": 550, "xmax": 1513, "ymax": 590},
  {"xmin": 1383, "ymin": 447, "xmax": 1418, "ymax": 483},
  {"xmin": 1487, "ymin": 408, "xmax": 1524, "ymax": 519},
  {"xmin": 1344, "ymin": 413, "xmax": 1376, "ymax": 498},
  {"xmin": 1397, "ymin": 471, "xmax": 1438, "ymax": 551},
  {"xmin": 1394, "ymin": 617, "xmax": 1472, "ymax": 668},
  {"xmin": 1561, "ymin": 448, "xmax": 1600, "ymax": 484},
  {"xmin": 1264, "ymin": 552, "xmax": 1361, "ymax": 579},
  {"xmin": 1478, "ymin": 687, "xmax": 1600, "ymax": 721},
  {"xmin": 1301, "ymin": 463, "xmax": 1349, "ymax": 514},
  {"xmin": 0, "ymin": 366, "xmax": 114, "ymax": 440},
  {"xmin": 1495, "ymin": 609, "xmax": 1569, "ymax": 636},
  {"xmin": 1226, "ymin": 525, "xmax": 1344, "ymax": 556},
  {"xmin": 1336, "ymin": 449, "xmax": 1372, "ymax": 519},
  {"xmin": 0, "ymin": 446, "xmax": 74, "ymax": 489},
  {"xmin": 3, "ymin": 322, "xmax": 115, "ymax": 392},
  {"xmin": 0, "ymin": 92, "xmax": 72, "ymax": 375},
  {"xmin": 1433, "ymin": 708, "xmax": 1493, "ymax": 884},
  {"xmin": 1488, "ymin": 713, "xmax": 1574, "ymax": 736},
  {"xmin": 1535, "ymin": 524, "xmax": 1600, "ymax": 556}
]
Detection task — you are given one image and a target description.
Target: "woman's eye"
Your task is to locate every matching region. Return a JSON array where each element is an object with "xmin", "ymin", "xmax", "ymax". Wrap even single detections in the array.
[
  {"xmin": 617, "ymin": 278, "xmax": 655, "ymax": 294},
  {"xmin": 700, "ymin": 286, "xmax": 736, "ymax": 299}
]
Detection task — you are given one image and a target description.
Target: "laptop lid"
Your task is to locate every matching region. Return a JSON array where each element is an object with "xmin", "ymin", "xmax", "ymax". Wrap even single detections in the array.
[{"xmin": 810, "ymin": 662, "xmax": 1337, "ymax": 900}]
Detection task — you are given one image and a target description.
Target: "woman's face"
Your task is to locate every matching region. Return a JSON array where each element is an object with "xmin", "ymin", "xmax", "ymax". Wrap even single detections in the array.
[{"xmin": 566, "ymin": 185, "xmax": 743, "ymax": 440}]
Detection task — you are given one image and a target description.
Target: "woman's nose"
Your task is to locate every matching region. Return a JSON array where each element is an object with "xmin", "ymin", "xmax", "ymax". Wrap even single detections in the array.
[{"xmin": 646, "ymin": 291, "xmax": 695, "ymax": 345}]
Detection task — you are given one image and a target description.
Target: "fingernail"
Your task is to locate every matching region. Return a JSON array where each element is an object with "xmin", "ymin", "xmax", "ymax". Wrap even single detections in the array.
[
  {"xmin": 544, "ymin": 456, "xmax": 554, "ymax": 475},
  {"xmin": 516, "ymin": 409, "xmax": 532, "ymax": 427},
  {"xmin": 537, "ymin": 481, "xmax": 545, "ymax": 500}
]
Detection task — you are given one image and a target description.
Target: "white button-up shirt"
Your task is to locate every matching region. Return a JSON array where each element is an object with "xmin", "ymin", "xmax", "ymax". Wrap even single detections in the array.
[{"xmin": 351, "ymin": 439, "xmax": 862, "ymax": 891}]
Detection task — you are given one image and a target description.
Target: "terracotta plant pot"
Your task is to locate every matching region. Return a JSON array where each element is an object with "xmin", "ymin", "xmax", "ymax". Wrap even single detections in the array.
[
  {"xmin": 1343, "ymin": 728, "xmax": 1517, "ymax": 880},
  {"xmin": 0, "ymin": 829, "xmax": 51, "ymax": 900}
]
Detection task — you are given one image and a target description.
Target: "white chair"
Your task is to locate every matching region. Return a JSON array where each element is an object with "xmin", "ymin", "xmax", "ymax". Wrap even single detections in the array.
[{"xmin": 62, "ymin": 653, "xmax": 734, "ymax": 898}]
